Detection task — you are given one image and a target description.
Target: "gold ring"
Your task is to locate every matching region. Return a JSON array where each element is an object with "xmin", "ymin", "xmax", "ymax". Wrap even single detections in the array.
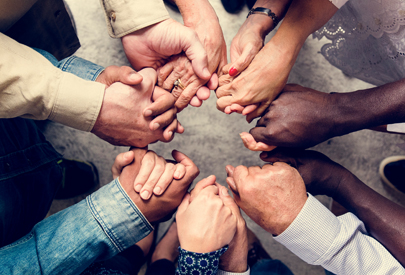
[{"xmin": 174, "ymin": 79, "xmax": 185, "ymax": 90}]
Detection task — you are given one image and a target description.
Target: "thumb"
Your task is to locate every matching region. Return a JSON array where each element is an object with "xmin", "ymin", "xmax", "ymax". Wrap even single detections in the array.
[
  {"xmin": 111, "ymin": 150, "xmax": 135, "ymax": 179},
  {"xmin": 240, "ymin": 132, "xmax": 276, "ymax": 152},
  {"xmin": 181, "ymin": 29, "xmax": 211, "ymax": 80},
  {"xmin": 228, "ymin": 45, "xmax": 256, "ymax": 77},
  {"xmin": 96, "ymin": 66, "xmax": 143, "ymax": 87}
]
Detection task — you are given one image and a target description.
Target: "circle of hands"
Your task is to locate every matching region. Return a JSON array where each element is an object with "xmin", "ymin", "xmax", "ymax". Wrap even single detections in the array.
[{"xmin": 95, "ymin": 2, "xmax": 348, "ymax": 269}]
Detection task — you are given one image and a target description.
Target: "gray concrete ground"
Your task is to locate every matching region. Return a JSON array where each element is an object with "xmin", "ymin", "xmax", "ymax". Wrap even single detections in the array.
[{"xmin": 44, "ymin": 1, "xmax": 405, "ymax": 274}]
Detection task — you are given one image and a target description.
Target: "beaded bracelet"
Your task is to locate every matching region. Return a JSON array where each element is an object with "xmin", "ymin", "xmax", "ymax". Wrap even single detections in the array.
[{"xmin": 247, "ymin": 7, "xmax": 280, "ymax": 28}]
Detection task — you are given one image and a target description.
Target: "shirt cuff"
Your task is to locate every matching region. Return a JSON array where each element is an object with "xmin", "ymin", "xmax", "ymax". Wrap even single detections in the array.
[
  {"xmin": 100, "ymin": 0, "xmax": 170, "ymax": 38},
  {"xmin": 87, "ymin": 178, "xmax": 153, "ymax": 252},
  {"xmin": 274, "ymin": 193, "xmax": 341, "ymax": 264},
  {"xmin": 217, "ymin": 266, "xmax": 250, "ymax": 275},
  {"xmin": 48, "ymin": 71, "xmax": 105, "ymax": 132},
  {"xmin": 176, "ymin": 246, "xmax": 228, "ymax": 274}
]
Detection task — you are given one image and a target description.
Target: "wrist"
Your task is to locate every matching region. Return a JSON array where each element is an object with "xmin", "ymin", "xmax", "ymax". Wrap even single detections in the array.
[{"xmin": 176, "ymin": 0, "xmax": 217, "ymax": 27}]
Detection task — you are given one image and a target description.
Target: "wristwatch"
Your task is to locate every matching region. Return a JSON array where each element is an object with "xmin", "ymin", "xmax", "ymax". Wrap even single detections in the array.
[{"xmin": 247, "ymin": 7, "xmax": 279, "ymax": 27}]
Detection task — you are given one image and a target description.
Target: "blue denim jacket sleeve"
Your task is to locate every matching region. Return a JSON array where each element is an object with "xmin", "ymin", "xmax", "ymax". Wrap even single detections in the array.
[
  {"xmin": 34, "ymin": 48, "xmax": 104, "ymax": 81},
  {"xmin": 0, "ymin": 178, "xmax": 153, "ymax": 274}
]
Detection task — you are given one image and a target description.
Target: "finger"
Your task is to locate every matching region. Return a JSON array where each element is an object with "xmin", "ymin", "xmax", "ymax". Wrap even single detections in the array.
[
  {"xmin": 218, "ymin": 75, "xmax": 233, "ymax": 89},
  {"xmin": 144, "ymin": 86, "xmax": 176, "ymax": 118},
  {"xmin": 157, "ymin": 61, "xmax": 175, "ymax": 88},
  {"xmin": 249, "ymin": 127, "xmax": 277, "ymax": 148},
  {"xmin": 138, "ymin": 68, "xmax": 158, "ymax": 88},
  {"xmin": 241, "ymin": 104, "xmax": 258, "ymax": 115},
  {"xmin": 239, "ymin": 132, "xmax": 276, "ymax": 152},
  {"xmin": 111, "ymin": 150, "xmax": 135, "ymax": 179},
  {"xmin": 176, "ymin": 121, "xmax": 184, "ymax": 134},
  {"xmin": 228, "ymin": 165, "xmax": 248, "ymax": 195},
  {"xmin": 172, "ymin": 150, "xmax": 199, "ymax": 174},
  {"xmin": 189, "ymin": 96, "xmax": 203, "ymax": 107},
  {"xmin": 207, "ymin": 73, "xmax": 219, "ymax": 90},
  {"xmin": 246, "ymin": 103, "xmax": 269, "ymax": 123},
  {"xmin": 196, "ymin": 86, "xmax": 211, "ymax": 101},
  {"xmin": 219, "ymin": 186, "xmax": 241, "ymax": 217},
  {"xmin": 190, "ymin": 175, "xmax": 216, "ymax": 199},
  {"xmin": 175, "ymin": 83, "xmax": 201, "ymax": 111},
  {"xmin": 225, "ymin": 165, "xmax": 235, "ymax": 178},
  {"xmin": 161, "ymin": 118, "xmax": 178, "ymax": 142},
  {"xmin": 228, "ymin": 45, "xmax": 257, "ymax": 77},
  {"xmin": 182, "ymin": 30, "xmax": 211, "ymax": 80},
  {"xmin": 174, "ymin": 163, "xmax": 186, "ymax": 179},
  {"xmin": 149, "ymin": 107, "xmax": 177, "ymax": 131},
  {"xmin": 96, "ymin": 66, "xmax": 143, "ymax": 87},
  {"xmin": 153, "ymin": 162, "xmax": 176, "ymax": 196},
  {"xmin": 222, "ymin": 63, "xmax": 232, "ymax": 75},
  {"xmin": 216, "ymin": 96, "xmax": 234, "ymax": 112},
  {"xmin": 229, "ymin": 104, "xmax": 245, "ymax": 114},
  {"xmin": 140, "ymin": 155, "xmax": 166, "ymax": 200},
  {"xmin": 133, "ymin": 151, "xmax": 156, "ymax": 192}
]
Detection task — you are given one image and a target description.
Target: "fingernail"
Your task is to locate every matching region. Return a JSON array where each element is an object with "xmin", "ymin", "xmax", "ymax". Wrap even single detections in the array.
[
  {"xmin": 221, "ymin": 187, "xmax": 229, "ymax": 196},
  {"xmin": 239, "ymin": 133, "xmax": 247, "ymax": 141},
  {"xmin": 153, "ymin": 186, "xmax": 162, "ymax": 195},
  {"xmin": 168, "ymin": 131, "xmax": 173, "ymax": 138},
  {"xmin": 124, "ymin": 151, "xmax": 132, "ymax": 159},
  {"xmin": 144, "ymin": 109, "xmax": 153, "ymax": 117},
  {"xmin": 174, "ymin": 171, "xmax": 180, "ymax": 178},
  {"xmin": 135, "ymin": 184, "xmax": 142, "ymax": 192},
  {"xmin": 153, "ymin": 123, "xmax": 160, "ymax": 130},
  {"xmin": 225, "ymin": 166, "xmax": 231, "ymax": 175},
  {"xmin": 229, "ymin": 67, "xmax": 238, "ymax": 77},
  {"xmin": 141, "ymin": 190, "xmax": 150, "ymax": 200}
]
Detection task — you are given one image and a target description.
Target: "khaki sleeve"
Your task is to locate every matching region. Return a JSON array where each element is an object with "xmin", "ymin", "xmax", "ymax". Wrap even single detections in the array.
[
  {"xmin": 100, "ymin": 0, "xmax": 170, "ymax": 38},
  {"xmin": 0, "ymin": 33, "xmax": 105, "ymax": 132}
]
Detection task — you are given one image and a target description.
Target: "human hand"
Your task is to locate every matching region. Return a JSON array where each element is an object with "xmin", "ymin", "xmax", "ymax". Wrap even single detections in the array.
[
  {"xmin": 176, "ymin": 176, "xmax": 238, "ymax": 253},
  {"xmin": 226, "ymin": 162, "xmax": 307, "ymax": 236},
  {"xmin": 95, "ymin": 65, "xmax": 143, "ymax": 87},
  {"xmin": 241, "ymin": 84, "xmax": 339, "ymax": 151},
  {"xmin": 111, "ymin": 148, "xmax": 186, "ymax": 199},
  {"xmin": 260, "ymin": 148, "xmax": 348, "ymax": 198},
  {"xmin": 157, "ymin": 54, "xmax": 218, "ymax": 111},
  {"xmin": 216, "ymin": 40, "xmax": 294, "ymax": 122},
  {"xmin": 121, "ymin": 18, "xmax": 211, "ymax": 81},
  {"xmin": 119, "ymin": 148, "xmax": 199, "ymax": 223},
  {"xmin": 91, "ymin": 68, "xmax": 182, "ymax": 147}
]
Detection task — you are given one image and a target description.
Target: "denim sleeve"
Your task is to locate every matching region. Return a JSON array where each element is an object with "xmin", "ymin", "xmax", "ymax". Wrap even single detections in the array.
[
  {"xmin": 34, "ymin": 48, "xmax": 104, "ymax": 81},
  {"xmin": 176, "ymin": 246, "xmax": 228, "ymax": 275},
  {"xmin": 0, "ymin": 178, "xmax": 153, "ymax": 274}
]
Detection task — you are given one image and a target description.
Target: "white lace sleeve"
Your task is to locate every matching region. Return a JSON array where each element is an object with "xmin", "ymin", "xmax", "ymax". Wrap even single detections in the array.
[{"xmin": 329, "ymin": 0, "xmax": 348, "ymax": 9}]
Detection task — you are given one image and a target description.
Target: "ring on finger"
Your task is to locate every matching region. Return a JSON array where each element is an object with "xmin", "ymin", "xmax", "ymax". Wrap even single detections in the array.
[{"xmin": 174, "ymin": 78, "xmax": 186, "ymax": 90}]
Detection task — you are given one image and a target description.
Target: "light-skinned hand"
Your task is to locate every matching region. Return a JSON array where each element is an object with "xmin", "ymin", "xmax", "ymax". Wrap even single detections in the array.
[
  {"xmin": 176, "ymin": 177, "xmax": 238, "ymax": 253},
  {"xmin": 119, "ymin": 148, "xmax": 199, "ymax": 223},
  {"xmin": 91, "ymin": 68, "xmax": 183, "ymax": 147},
  {"xmin": 121, "ymin": 18, "xmax": 211, "ymax": 81},
  {"xmin": 226, "ymin": 162, "xmax": 307, "ymax": 236}
]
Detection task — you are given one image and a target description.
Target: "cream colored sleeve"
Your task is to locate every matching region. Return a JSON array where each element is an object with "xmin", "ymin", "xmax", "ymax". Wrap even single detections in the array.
[
  {"xmin": 0, "ymin": 33, "xmax": 105, "ymax": 132},
  {"xmin": 100, "ymin": 0, "xmax": 170, "ymax": 38}
]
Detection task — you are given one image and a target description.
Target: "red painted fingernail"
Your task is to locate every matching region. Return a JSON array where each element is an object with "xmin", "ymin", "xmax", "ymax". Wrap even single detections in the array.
[{"xmin": 229, "ymin": 67, "xmax": 238, "ymax": 77}]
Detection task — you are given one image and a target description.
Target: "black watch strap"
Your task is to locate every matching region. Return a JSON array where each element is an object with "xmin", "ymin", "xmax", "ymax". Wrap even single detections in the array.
[{"xmin": 247, "ymin": 7, "xmax": 280, "ymax": 27}]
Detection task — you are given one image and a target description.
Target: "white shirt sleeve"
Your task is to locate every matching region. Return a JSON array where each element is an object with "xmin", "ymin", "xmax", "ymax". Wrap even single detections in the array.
[
  {"xmin": 217, "ymin": 267, "xmax": 250, "ymax": 275},
  {"xmin": 328, "ymin": 0, "xmax": 348, "ymax": 9},
  {"xmin": 274, "ymin": 194, "xmax": 405, "ymax": 275}
]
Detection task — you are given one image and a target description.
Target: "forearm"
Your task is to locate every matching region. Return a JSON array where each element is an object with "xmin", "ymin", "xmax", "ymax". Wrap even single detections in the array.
[
  {"xmin": 333, "ymin": 171, "xmax": 405, "ymax": 266},
  {"xmin": 174, "ymin": 0, "xmax": 218, "ymax": 27},
  {"xmin": 332, "ymin": 79, "xmax": 405, "ymax": 136},
  {"xmin": 0, "ymin": 33, "xmax": 104, "ymax": 131},
  {"xmin": 0, "ymin": 179, "xmax": 153, "ymax": 274},
  {"xmin": 264, "ymin": 0, "xmax": 338, "ymax": 65}
]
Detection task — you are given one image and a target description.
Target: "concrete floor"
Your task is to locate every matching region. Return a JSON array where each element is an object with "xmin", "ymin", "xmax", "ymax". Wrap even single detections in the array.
[{"xmin": 44, "ymin": 0, "xmax": 405, "ymax": 274}]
